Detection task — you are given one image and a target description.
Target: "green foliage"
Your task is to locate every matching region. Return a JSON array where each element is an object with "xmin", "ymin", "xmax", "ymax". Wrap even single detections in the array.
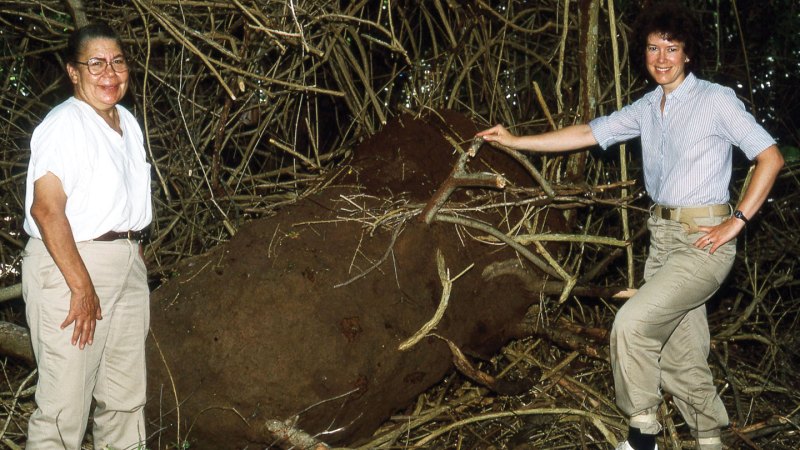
[{"xmin": 780, "ymin": 145, "xmax": 800, "ymax": 163}]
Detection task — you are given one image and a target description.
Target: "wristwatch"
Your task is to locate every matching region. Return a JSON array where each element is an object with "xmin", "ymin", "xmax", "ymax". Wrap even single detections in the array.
[{"xmin": 733, "ymin": 209, "xmax": 749, "ymax": 225}]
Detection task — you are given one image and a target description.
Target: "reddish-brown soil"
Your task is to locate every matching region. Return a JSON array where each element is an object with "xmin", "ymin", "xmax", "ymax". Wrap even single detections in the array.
[{"xmin": 146, "ymin": 111, "xmax": 563, "ymax": 449}]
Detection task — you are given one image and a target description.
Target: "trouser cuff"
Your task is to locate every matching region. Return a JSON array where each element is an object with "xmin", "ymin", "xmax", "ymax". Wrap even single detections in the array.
[
  {"xmin": 629, "ymin": 412, "xmax": 661, "ymax": 435},
  {"xmin": 693, "ymin": 429, "xmax": 721, "ymax": 438},
  {"xmin": 696, "ymin": 436, "xmax": 722, "ymax": 450}
]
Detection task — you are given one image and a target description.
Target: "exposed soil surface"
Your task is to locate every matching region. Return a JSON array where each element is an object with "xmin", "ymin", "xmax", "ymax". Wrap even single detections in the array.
[{"xmin": 146, "ymin": 111, "xmax": 564, "ymax": 448}]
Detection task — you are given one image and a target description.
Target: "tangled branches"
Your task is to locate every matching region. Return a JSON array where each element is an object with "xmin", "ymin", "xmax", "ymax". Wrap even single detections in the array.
[
  {"xmin": 1, "ymin": 0, "xmax": 799, "ymax": 448},
  {"xmin": 0, "ymin": 0, "xmax": 597, "ymax": 280}
]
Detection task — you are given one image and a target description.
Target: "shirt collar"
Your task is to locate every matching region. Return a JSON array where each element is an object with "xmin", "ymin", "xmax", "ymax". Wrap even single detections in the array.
[
  {"xmin": 668, "ymin": 72, "xmax": 697, "ymax": 101},
  {"xmin": 645, "ymin": 72, "xmax": 697, "ymax": 105}
]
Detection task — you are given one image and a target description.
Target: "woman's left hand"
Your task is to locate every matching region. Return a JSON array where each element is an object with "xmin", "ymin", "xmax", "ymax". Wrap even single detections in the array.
[
  {"xmin": 695, "ymin": 218, "xmax": 745, "ymax": 254},
  {"xmin": 697, "ymin": 146, "xmax": 783, "ymax": 255}
]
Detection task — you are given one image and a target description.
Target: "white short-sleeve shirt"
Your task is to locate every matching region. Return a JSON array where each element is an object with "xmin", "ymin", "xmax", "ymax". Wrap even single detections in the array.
[{"xmin": 23, "ymin": 97, "xmax": 152, "ymax": 241}]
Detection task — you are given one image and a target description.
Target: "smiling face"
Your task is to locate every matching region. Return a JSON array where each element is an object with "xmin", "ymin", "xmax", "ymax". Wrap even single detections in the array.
[
  {"xmin": 645, "ymin": 33, "xmax": 689, "ymax": 95},
  {"xmin": 66, "ymin": 37, "xmax": 128, "ymax": 113}
]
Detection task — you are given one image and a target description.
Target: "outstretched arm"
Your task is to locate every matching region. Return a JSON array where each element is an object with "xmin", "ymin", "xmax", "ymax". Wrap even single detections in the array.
[{"xmin": 476, "ymin": 123, "xmax": 598, "ymax": 153}]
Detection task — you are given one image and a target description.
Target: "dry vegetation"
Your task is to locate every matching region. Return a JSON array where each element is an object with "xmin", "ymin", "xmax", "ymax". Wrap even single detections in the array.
[{"xmin": 0, "ymin": 0, "xmax": 798, "ymax": 448}]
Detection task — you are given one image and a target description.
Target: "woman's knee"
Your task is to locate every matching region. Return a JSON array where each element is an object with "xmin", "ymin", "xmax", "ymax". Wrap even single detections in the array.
[{"xmin": 612, "ymin": 303, "xmax": 646, "ymax": 338}]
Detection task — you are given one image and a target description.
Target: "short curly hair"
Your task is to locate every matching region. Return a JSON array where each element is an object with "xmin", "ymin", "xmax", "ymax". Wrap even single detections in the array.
[{"xmin": 633, "ymin": 2, "xmax": 704, "ymax": 75}]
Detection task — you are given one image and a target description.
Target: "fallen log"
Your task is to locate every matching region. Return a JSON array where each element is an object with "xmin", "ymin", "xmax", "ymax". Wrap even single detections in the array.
[
  {"xmin": 0, "ymin": 284, "xmax": 22, "ymax": 304},
  {"xmin": 0, "ymin": 321, "xmax": 34, "ymax": 366}
]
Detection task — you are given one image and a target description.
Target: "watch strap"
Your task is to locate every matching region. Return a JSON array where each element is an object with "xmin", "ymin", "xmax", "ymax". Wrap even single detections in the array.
[{"xmin": 733, "ymin": 209, "xmax": 749, "ymax": 225}]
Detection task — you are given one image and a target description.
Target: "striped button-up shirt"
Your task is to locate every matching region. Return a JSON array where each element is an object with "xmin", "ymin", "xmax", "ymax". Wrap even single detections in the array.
[{"xmin": 589, "ymin": 73, "xmax": 776, "ymax": 206}]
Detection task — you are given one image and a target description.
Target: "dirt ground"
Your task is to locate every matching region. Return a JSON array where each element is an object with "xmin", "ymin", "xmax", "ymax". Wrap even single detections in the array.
[{"xmin": 146, "ymin": 111, "xmax": 565, "ymax": 448}]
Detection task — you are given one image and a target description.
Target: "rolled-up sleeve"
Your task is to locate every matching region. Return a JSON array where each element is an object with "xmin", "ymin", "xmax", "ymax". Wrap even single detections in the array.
[
  {"xmin": 29, "ymin": 113, "xmax": 81, "ymax": 195},
  {"xmin": 589, "ymin": 97, "xmax": 649, "ymax": 150},
  {"xmin": 712, "ymin": 87, "xmax": 776, "ymax": 160}
]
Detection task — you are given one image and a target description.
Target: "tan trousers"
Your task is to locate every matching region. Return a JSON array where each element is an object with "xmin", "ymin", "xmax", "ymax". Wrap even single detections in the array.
[
  {"xmin": 611, "ymin": 215, "xmax": 735, "ymax": 449},
  {"xmin": 22, "ymin": 238, "xmax": 149, "ymax": 450}
]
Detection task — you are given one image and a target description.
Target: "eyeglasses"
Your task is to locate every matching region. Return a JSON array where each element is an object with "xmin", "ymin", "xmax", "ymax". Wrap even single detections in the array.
[{"xmin": 73, "ymin": 57, "xmax": 129, "ymax": 75}]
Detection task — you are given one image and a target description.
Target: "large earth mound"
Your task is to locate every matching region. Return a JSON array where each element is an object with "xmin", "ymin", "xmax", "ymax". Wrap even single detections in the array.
[{"xmin": 146, "ymin": 110, "xmax": 564, "ymax": 448}]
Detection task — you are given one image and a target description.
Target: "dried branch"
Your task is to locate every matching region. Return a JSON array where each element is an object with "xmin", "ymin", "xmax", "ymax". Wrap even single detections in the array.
[
  {"xmin": 398, "ymin": 249, "xmax": 473, "ymax": 351},
  {"xmin": 420, "ymin": 137, "xmax": 506, "ymax": 224},
  {"xmin": 264, "ymin": 420, "xmax": 332, "ymax": 450},
  {"xmin": 433, "ymin": 214, "xmax": 562, "ymax": 279}
]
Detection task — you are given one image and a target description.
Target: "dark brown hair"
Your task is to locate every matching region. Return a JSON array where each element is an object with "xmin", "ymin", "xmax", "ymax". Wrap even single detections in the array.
[
  {"xmin": 65, "ymin": 22, "xmax": 124, "ymax": 65},
  {"xmin": 633, "ymin": 2, "xmax": 704, "ymax": 75}
]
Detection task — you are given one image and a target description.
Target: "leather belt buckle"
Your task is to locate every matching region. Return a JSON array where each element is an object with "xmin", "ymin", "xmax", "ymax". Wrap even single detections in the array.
[
  {"xmin": 124, "ymin": 230, "xmax": 145, "ymax": 242},
  {"xmin": 94, "ymin": 229, "xmax": 147, "ymax": 242},
  {"xmin": 656, "ymin": 206, "xmax": 674, "ymax": 220}
]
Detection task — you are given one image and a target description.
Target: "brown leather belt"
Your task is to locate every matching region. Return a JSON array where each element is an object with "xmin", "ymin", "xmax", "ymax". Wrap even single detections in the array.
[
  {"xmin": 652, "ymin": 204, "xmax": 731, "ymax": 233},
  {"xmin": 93, "ymin": 230, "xmax": 147, "ymax": 242}
]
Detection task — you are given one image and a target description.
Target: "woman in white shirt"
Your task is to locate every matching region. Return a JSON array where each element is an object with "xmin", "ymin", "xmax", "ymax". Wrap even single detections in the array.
[{"xmin": 22, "ymin": 21, "xmax": 152, "ymax": 450}]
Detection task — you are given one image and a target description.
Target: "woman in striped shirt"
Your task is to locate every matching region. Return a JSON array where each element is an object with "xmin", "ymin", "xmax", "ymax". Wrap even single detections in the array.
[{"xmin": 477, "ymin": 3, "xmax": 783, "ymax": 450}]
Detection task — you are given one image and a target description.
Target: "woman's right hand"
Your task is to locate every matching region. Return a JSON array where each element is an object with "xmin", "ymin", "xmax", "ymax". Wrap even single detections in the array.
[
  {"xmin": 476, "ymin": 124, "xmax": 520, "ymax": 149},
  {"xmin": 31, "ymin": 172, "xmax": 104, "ymax": 349},
  {"xmin": 477, "ymin": 123, "xmax": 597, "ymax": 154},
  {"xmin": 62, "ymin": 286, "xmax": 103, "ymax": 349}
]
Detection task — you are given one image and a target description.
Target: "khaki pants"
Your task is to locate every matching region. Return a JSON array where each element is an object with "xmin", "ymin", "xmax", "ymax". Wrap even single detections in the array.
[
  {"xmin": 611, "ymin": 215, "xmax": 734, "ymax": 447},
  {"xmin": 22, "ymin": 238, "xmax": 149, "ymax": 450}
]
